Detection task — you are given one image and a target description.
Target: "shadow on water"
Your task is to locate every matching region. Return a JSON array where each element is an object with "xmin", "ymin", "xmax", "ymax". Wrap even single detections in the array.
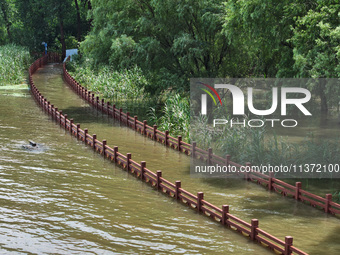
[
  {"xmin": 315, "ymin": 226, "xmax": 340, "ymax": 255},
  {"xmin": 57, "ymin": 105, "xmax": 103, "ymax": 123}
]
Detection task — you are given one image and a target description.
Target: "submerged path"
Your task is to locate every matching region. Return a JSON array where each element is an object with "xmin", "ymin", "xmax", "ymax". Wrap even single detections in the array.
[
  {"xmin": 0, "ymin": 69, "xmax": 270, "ymax": 253},
  {"xmin": 28, "ymin": 63, "xmax": 340, "ymax": 254}
]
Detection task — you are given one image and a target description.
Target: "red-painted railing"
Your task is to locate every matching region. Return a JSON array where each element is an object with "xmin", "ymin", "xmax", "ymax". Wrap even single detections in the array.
[
  {"xmin": 63, "ymin": 57, "xmax": 340, "ymax": 217},
  {"xmin": 29, "ymin": 54, "xmax": 308, "ymax": 255}
]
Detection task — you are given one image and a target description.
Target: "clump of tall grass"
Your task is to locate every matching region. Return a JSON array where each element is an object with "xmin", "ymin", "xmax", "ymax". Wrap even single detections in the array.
[
  {"xmin": 0, "ymin": 44, "xmax": 31, "ymax": 85},
  {"xmin": 149, "ymin": 92, "xmax": 190, "ymax": 140},
  {"xmin": 67, "ymin": 59, "xmax": 149, "ymax": 101},
  {"xmin": 190, "ymin": 114, "xmax": 214, "ymax": 148}
]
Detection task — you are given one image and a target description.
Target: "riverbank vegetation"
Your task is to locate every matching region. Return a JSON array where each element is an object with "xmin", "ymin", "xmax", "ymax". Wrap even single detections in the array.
[
  {"xmin": 0, "ymin": 44, "xmax": 31, "ymax": 85},
  {"xmin": 1, "ymin": 0, "xmax": 339, "ymax": 178},
  {"xmin": 72, "ymin": 0, "xmax": 338, "ymax": 140},
  {"xmin": 66, "ymin": 58, "xmax": 149, "ymax": 102}
]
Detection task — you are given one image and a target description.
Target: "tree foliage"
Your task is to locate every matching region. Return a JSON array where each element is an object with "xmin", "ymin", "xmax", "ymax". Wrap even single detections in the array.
[
  {"xmin": 223, "ymin": 0, "xmax": 339, "ymax": 111},
  {"xmin": 0, "ymin": 0, "xmax": 90, "ymax": 54},
  {"xmin": 0, "ymin": 0, "xmax": 338, "ymax": 110},
  {"xmin": 81, "ymin": 0, "xmax": 250, "ymax": 93}
]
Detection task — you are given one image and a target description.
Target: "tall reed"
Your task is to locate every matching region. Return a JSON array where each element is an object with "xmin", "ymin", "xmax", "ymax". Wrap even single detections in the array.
[
  {"xmin": 0, "ymin": 44, "xmax": 31, "ymax": 85},
  {"xmin": 149, "ymin": 93, "xmax": 190, "ymax": 140},
  {"xmin": 66, "ymin": 59, "xmax": 148, "ymax": 101}
]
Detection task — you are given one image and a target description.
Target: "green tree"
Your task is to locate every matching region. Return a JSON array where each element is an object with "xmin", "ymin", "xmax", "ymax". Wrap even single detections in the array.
[
  {"xmin": 223, "ymin": 0, "xmax": 314, "ymax": 78},
  {"xmin": 0, "ymin": 0, "xmax": 12, "ymax": 41},
  {"xmin": 224, "ymin": 0, "xmax": 339, "ymax": 111},
  {"xmin": 1, "ymin": 0, "xmax": 90, "ymax": 54},
  {"xmin": 291, "ymin": 1, "xmax": 340, "ymax": 111},
  {"xmin": 80, "ymin": 0, "xmax": 244, "ymax": 93}
]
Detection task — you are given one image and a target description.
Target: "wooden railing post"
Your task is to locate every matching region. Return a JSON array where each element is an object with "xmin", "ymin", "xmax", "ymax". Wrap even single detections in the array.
[
  {"xmin": 295, "ymin": 182, "xmax": 302, "ymax": 200},
  {"xmin": 127, "ymin": 153, "xmax": 131, "ymax": 172},
  {"xmin": 76, "ymin": 124, "xmax": 80, "ymax": 139},
  {"xmin": 119, "ymin": 108, "xmax": 122, "ymax": 122},
  {"xmin": 92, "ymin": 93, "xmax": 94, "ymax": 105},
  {"xmin": 140, "ymin": 161, "xmax": 146, "ymax": 180},
  {"xmin": 59, "ymin": 111, "xmax": 63, "ymax": 126},
  {"xmin": 156, "ymin": 170, "xmax": 162, "ymax": 190},
  {"xmin": 101, "ymin": 99, "xmax": 105, "ymax": 111},
  {"xmin": 153, "ymin": 125, "xmax": 157, "ymax": 140},
  {"xmin": 165, "ymin": 130, "xmax": 169, "ymax": 146},
  {"xmin": 96, "ymin": 96, "xmax": 99, "ymax": 109},
  {"xmin": 222, "ymin": 205, "xmax": 229, "ymax": 226},
  {"xmin": 92, "ymin": 134, "xmax": 97, "ymax": 150},
  {"xmin": 192, "ymin": 142, "xmax": 196, "ymax": 158},
  {"xmin": 175, "ymin": 181, "xmax": 181, "ymax": 200},
  {"xmin": 102, "ymin": 140, "xmax": 107, "ymax": 156},
  {"xmin": 325, "ymin": 194, "xmax": 332, "ymax": 213},
  {"xmin": 268, "ymin": 172, "xmax": 274, "ymax": 191},
  {"xmin": 178, "ymin": 136, "xmax": 182, "ymax": 151},
  {"xmin": 250, "ymin": 219, "xmax": 259, "ymax": 241},
  {"xmin": 113, "ymin": 146, "xmax": 118, "ymax": 162},
  {"xmin": 51, "ymin": 104, "xmax": 54, "ymax": 118},
  {"xmin": 143, "ymin": 120, "xmax": 147, "ymax": 136},
  {"xmin": 197, "ymin": 192, "xmax": 204, "ymax": 212},
  {"xmin": 54, "ymin": 107, "xmax": 58, "ymax": 121},
  {"xmin": 84, "ymin": 128, "xmax": 88, "ymax": 143},
  {"xmin": 208, "ymin": 148, "xmax": 212, "ymax": 164},
  {"xmin": 284, "ymin": 236, "xmax": 293, "ymax": 255},
  {"xmin": 69, "ymin": 119, "xmax": 74, "ymax": 134},
  {"xmin": 134, "ymin": 116, "xmax": 138, "ymax": 130},
  {"xmin": 225, "ymin": 154, "xmax": 231, "ymax": 166}
]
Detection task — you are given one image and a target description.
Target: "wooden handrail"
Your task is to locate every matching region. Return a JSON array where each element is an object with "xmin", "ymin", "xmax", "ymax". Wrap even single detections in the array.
[{"xmin": 29, "ymin": 55, "xmax": 309, "ymax": 255}]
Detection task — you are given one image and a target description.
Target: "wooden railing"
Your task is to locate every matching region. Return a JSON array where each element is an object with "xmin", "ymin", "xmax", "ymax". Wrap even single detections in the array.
[
  {"xmin": 28, "ymin": 54, "xmax": 308, "ymax": 255},
  {"xmin": 63, "ymin": 57, "xmax": 340, "ymax": 217}
]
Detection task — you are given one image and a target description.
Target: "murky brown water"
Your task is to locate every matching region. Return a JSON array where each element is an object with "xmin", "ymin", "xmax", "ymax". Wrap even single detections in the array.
[{"xmin": 0, "ymin": 64, "xmax": 339, "ymax": 254}]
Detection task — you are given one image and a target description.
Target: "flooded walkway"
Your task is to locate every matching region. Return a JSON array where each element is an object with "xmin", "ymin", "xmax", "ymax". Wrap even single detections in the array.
[{"xmin": 0, "ymin": 63, "xmax": 339, "ymax": 254}]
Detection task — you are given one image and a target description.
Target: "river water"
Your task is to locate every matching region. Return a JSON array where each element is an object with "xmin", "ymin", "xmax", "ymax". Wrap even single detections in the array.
[{"xmin": 0, "ymin": 64, "xmax": 339, "ymax": 254}]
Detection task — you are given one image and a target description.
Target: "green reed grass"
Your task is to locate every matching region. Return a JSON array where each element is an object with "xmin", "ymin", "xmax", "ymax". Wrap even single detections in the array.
[
  {"xmin": 67, "ymin": 58, "xmax": 148, "ymax": 101},
  {"xmin": 0, "ymin": 44, "xmax": 31, "ymax": 85},
  {"xmin": 149, "ymin": 93, "xmax": 190, "ymax": 140}
]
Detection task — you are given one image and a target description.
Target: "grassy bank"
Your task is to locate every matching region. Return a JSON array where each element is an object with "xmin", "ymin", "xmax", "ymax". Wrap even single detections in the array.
[{"xmin": 0, "ymin": 44, "xmax": 31, "ymax": 85}]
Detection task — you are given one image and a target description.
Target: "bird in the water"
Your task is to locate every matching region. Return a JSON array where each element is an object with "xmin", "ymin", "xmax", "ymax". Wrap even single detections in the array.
[{"xmin": 22, "ymin": 140, "xmax": 39, "ymax": 150}]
